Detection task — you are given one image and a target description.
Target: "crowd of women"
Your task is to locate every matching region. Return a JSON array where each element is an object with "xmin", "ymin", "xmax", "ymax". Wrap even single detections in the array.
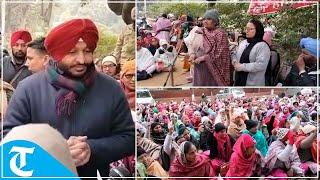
[
  {"xmin": 136, "ymin": 89, "xmax": 319, "ymax": 179},
  {"xmin": 136, "ymin": 9, "xmax": 318, "ymax": 86}
]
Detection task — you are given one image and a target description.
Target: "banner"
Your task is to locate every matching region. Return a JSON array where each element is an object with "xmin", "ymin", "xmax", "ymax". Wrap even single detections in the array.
[{"xmin": 248, "ymin": 0, "xmax": 318, "ymax": 15}]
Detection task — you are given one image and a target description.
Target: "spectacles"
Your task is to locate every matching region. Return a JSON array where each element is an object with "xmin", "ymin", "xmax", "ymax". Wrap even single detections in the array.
[{"xmin": 124, "ymin": 74, "xmax": 135, "ymax": 80}]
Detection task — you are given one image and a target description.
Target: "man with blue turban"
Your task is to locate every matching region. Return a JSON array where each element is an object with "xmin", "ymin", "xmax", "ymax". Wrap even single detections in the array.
[{"xmin": 285, "ymin": 37, "xmax": 319, "ymax": 86}]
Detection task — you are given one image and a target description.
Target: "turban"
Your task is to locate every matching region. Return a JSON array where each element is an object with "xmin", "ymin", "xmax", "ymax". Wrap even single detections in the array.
[
  {"xmin": 300, "ymin": 37, "xmax": 320, "ymax": 58},
  {"xmin": 121, "ymin": 59, "xmax": 135, "ymax": 76},
  {"xmin": 11, "ymin": 30, "xmax": 32, "ymax": 47},
  {"xmin": 44, "ymin": 19, "xmax": 99, "ymax": 62}
]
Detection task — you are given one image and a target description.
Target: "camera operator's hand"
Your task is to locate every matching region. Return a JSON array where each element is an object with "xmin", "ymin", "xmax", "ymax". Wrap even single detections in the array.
[{"xmin": 295, "ymin": 54, "xmax": 306, "ymax": 73}]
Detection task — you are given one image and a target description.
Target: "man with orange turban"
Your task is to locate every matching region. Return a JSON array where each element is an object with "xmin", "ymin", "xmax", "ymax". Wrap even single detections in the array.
[
  {"xmin": 1, "ymin": 30, "xmax": 32, "ymax": 88},
  {"xmin": 3, "ymin": 19, "xmax": 135, "ymax": 177}
]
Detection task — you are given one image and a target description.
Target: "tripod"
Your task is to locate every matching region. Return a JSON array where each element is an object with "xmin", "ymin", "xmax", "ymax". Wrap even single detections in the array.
[{"xmin": 163, "ymin": 41, "xmax": 184, "ymax": 87}]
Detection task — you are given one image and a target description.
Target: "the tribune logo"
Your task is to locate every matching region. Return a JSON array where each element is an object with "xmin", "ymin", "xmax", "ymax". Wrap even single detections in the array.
[{"xmin": 9, "ymin": 146, "xmax": 35, "ymax": 177}]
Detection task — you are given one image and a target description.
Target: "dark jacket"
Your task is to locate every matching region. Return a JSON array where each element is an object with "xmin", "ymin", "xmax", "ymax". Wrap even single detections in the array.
[
  {"xmin": 2, "ymin": 72, "xmax": 135, "ymax": 177},
  {"xmin": 0, "ymin": 56, "xmax": 32, "ymax": 88},
  {"xmin": 284, "ymin": 64, "xmax": 317, "ymax": 86}
]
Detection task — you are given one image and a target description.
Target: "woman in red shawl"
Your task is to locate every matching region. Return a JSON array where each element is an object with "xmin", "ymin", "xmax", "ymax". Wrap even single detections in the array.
[
  {"xmin": 207, "ymin": 123, "xmax": 234, "ymax": 176},
  {"xmin": 189, "ymin": 9, "xmax": 232, "ymax": 86},
  {"xmin": 191, "ymin": 111, "xmax": 202, "ymax": 130},
  {"xmin": 278, "ymin": 106, "xmax": 290, "ymax": 128},
  {"xmin": 226, "ymin": 134, "xmax": 262, "ymax": 179},
  {"xmin": 169, "ymin": 141, "xmax": 214, "ymax": 179}
]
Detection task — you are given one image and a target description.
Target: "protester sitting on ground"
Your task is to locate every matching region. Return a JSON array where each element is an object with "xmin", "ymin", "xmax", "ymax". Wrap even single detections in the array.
[
  {"xmin": 137, "ymin": 39, "xmax": 156, "ymax": 80},
  {"xmin": 226, "ymin": 134, "xmax": 263, "ymax": 178},
  {"xmin": 227, "ymin": 108, "xmax": 246, "ymax": 141},
  {"xmin": 101, "ymin": 55, "xmax": 120, "ymax": 80},
  {"xmin": 143, "ymin": 31, "xmax": 153, "ymax": 47},
  {"xmin": 148, "ymin": 122, "xmax": 167, "ymax": 145},
  {"xmin": 265, "ymin": 128, "xmax": 304, "ymax": 177},
  {"xmin": 207, "ymin": 123, "xmax": 234, "ymax": 176},
  {"xmin": 169, "ymin": 141, "xmax": 214, "ymax": 178},
  {"xmin": 137, "ymin": 146, "xmax": 169, "ymax": 179},
  {"xmin": 147, "ymin": 37, "xmax": 160, "ymax": 56},
  {"xmin": 295, "ymin": 124, "xmax": 318, "ymax": 175},
  {"xmin": 176, "ymin": 125, "xmax": 200, "ymax": 149},
  {"xmin": 154, "ymin": 39, "xmax": 177, "ymax": 72},
  {"xmin": 137, "ymin": 89, "xmax": 318, "ymax": 178},
  {"xmin": 242, "ymin": 119, "xmax": 268, "ymax": 157}
]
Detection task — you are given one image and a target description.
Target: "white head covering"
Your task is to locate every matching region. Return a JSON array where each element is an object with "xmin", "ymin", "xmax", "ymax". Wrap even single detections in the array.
[
  {"xmin": 201, "ymin": 116, "xmax": 210, "ymax": 124},
  {"xmin": 102, "ymin": 55, "xmax": 117, "ymax": 66},
  {"xmin": 276, "ymin": 128, "xmax": 289, "ymax": 140},
  {"xmin": 301, "ymin": 124, "xmax": 316, "ymax": 134},
  {"xmin": 179, "ymin": 141, "xmax": 188, "ymax": 164},
  {"xmin": 159, "ymin": 39, "xmax": 169, "ymax": 46},
  {"xmin": 289, "ymin": 116, "xmax": 301, "ymax": 132}
]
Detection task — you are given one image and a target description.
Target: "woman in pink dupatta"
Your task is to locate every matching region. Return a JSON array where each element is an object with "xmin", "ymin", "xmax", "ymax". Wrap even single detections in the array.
[
  {"xmin": 155, "ymin": 14, "xmax": 172, "ymax": 42},
  {"xmin": 169, "ymin": 141, "xmax": 215, "ymax": 179},
  {"xmin": 226, "ymin": 134, "xmax": 262, "ymax": 179},
  {"xmin": 189, "ymin": 9, "xmax": 232, "ymax": 86}
]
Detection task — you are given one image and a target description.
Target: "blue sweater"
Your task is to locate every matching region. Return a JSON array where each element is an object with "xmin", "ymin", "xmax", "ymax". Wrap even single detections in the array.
[{"xmin": 2, "ymin": 72, "xmax": 135, "ymax": 177}]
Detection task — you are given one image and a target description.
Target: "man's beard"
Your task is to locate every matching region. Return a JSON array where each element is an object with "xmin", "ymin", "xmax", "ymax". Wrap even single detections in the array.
[
  {"xmin": 59, "ymin": 62, "xmax": 95, "ymax": 79},
  {"xmin": 13, "ymin": 51, "xmax": 26, "ymax": 65}
]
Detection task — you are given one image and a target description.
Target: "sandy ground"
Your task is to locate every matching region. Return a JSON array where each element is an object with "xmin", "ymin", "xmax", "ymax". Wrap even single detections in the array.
[{"xmin": 137, "ymin": 55, "xmax": 192, "ymax": 87}]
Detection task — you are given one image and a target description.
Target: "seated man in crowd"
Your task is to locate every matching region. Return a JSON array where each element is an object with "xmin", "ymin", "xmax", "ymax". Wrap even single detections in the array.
[
  {"xmin": 137, "ymin": 38, "xmax": 156, "ymax": 80},
  {"xmin": 154, "ymin": 39, "xmax": 177, "ymax": 72}
]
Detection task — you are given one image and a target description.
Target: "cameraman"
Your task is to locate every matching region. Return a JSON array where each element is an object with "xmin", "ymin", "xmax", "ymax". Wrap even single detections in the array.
[{"xmin": 154, "ymin": 39, "xmax": 177, "ymax": 72}]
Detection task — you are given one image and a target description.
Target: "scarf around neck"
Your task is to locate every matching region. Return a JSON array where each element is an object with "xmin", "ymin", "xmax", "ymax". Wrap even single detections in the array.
[{"xmin": 46, "ymin": 63, "xmax": 96, "ymax": 118}]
